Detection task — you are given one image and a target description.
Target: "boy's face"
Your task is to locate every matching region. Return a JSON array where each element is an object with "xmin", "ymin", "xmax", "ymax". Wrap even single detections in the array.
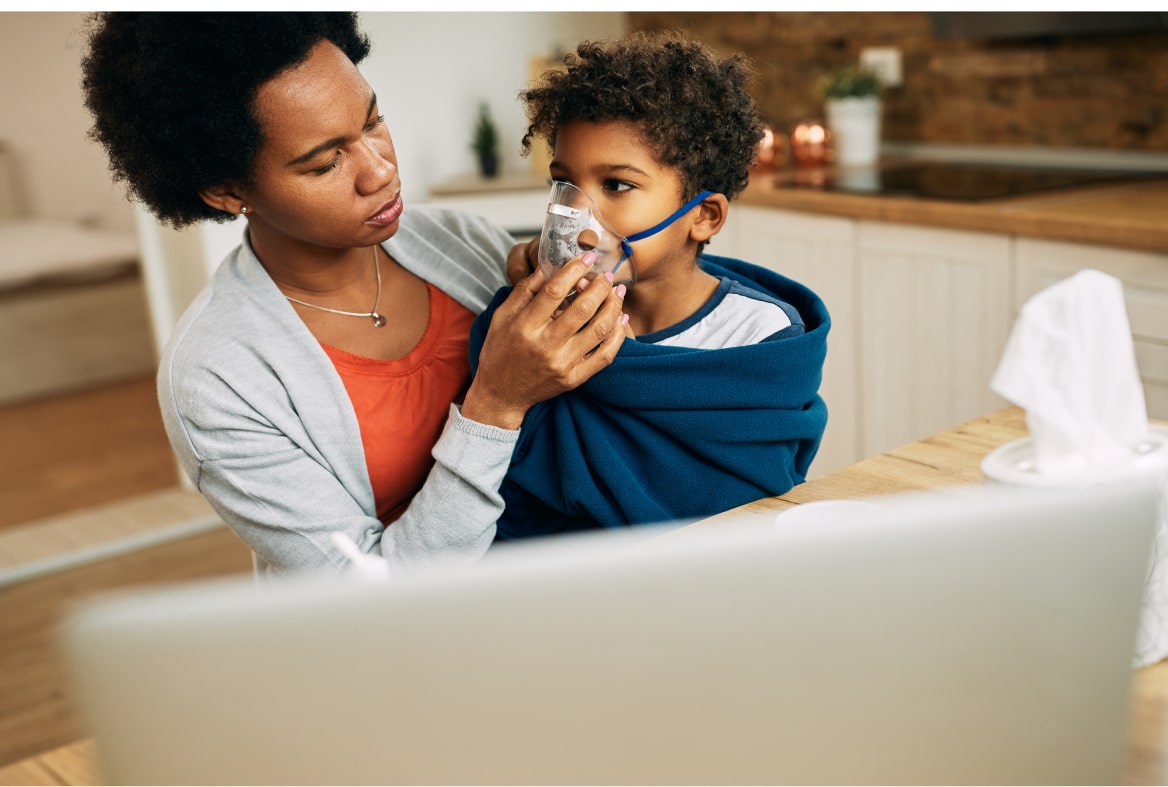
[{"xmin": 548, "ymin": 120, "xmax": 698, "ymax": 282}]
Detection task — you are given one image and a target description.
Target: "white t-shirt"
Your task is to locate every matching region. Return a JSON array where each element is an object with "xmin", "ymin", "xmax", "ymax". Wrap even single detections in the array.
[{"xmin": 639, "ymin": 276, "xmax": 804, "ymax": 349}]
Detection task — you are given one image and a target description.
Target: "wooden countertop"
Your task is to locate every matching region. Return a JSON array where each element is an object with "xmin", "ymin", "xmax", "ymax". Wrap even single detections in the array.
[
  {"xmin": 740, "ymin": 166, "xmax": 1168, "ymax": 254},
  {"xmin": 0, "ymin": 740, "xmax": 96, "ymax": 786}
]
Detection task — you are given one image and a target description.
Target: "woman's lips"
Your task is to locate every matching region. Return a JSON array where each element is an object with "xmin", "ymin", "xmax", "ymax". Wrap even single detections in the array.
[{"xmin": 365, "ymin": 194, "xmax": 403, "ymax": 226}]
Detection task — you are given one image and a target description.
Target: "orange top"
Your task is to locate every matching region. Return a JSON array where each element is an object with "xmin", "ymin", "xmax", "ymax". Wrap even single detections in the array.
[{"xmin": 322, "ymin": 283, "xmax": 476, "ymax": 526}]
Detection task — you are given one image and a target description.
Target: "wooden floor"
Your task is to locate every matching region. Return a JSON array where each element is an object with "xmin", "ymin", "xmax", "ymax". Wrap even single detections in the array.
[
  {"xmin": 0, "ymin": 376, "xmax": 252, "ymax": 767},
  {"xmin": 0, "ymin": 376, "xmax": 178, "ymax": 532},
  {"xmin": 0, "ymin": 527, "xmax": 252, "ymax": 767}
]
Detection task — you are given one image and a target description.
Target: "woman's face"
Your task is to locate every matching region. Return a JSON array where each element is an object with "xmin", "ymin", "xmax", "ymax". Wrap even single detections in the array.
[{"xmin": 237, "ymin": 40, "xmax": 402, "ymax": 253}]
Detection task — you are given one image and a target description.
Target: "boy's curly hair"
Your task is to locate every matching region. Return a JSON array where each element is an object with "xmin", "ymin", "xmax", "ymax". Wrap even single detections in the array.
[
  {"xmin": 520, "ymin": 31, "xmax": 764, "ymax": 203},
  {"xmin": 81, "ymin": 12, "xmax": 371, "ymax": 229}
]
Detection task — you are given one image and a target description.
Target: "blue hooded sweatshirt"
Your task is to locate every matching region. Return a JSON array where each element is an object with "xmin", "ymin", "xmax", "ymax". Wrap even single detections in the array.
[{"xmin": 468, "ymin": 254, "xmax": 829, "ymax": 540}]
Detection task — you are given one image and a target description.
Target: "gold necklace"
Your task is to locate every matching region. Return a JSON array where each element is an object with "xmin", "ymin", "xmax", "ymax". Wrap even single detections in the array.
[{"xmin": 285, "ymin": 245, "xmax": 387, "ymax": 328}]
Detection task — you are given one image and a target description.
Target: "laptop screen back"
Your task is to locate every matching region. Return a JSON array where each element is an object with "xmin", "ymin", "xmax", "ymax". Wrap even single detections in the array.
[{"xmin": 61, "ymin": 479, "xmax": 1158, "ymax": 785}]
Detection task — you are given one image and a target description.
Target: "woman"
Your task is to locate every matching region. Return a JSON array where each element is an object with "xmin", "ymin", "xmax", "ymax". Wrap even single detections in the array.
[{"xmin": 80, "ymin": 12, "xmax": 626, "ymax": 578}]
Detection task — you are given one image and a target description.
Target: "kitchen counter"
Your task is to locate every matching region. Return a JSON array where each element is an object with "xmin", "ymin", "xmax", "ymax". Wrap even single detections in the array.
[{"xmin": 740, "ymin": 165, "xmax": 1168, "ymax": 254}]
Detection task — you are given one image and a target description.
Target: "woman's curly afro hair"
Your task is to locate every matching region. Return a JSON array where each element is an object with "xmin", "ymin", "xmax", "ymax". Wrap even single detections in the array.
[
  {"xmin": 520, "ymin": 30, "xmax": 764, "ymax": 202},
  {"xmin": 81, "ymin": 12, "xmax": 371, "ymax": 229}
]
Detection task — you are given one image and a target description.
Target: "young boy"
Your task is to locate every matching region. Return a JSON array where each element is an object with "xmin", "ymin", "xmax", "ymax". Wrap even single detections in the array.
[{"xmin": 469, "ymin": 30, "xmax": 829, "ymax": 540}]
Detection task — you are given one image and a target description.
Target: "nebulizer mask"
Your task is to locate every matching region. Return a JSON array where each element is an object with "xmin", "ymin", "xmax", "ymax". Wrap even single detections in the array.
[{"xmin": 537, "ymin": 181, "xmax": 715, "ymax": 290}]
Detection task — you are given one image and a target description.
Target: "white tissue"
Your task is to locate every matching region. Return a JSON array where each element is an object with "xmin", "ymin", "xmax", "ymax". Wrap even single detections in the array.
[
  {"xmin": 989, "ymin": 268, "xmax": 1167, "ymax": 668},
  {"xmin": 991, "ymin": 268, "xmax": 1149, "ymax": 476}
]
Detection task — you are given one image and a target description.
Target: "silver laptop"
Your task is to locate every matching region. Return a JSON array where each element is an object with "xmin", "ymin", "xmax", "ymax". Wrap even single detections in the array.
[{"xmin": 60, "ymin": 479, "xmax": 1159, "ymax": 785}]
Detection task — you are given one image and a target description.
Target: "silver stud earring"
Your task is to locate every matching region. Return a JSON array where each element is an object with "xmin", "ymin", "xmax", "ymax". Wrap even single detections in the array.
[{"xmin": 239, "ymin": 206, "xmax": 248, "ymax": 214}]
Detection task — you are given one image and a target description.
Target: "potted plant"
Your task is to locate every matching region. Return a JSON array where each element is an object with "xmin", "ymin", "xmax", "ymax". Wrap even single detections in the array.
[
  {"xmin": 820, "ymin": 65, "xmax": 884, "ymax": 166},
  {"xmin": 470, "ymin": 102, "xmax": 499, "ymax": 179}
]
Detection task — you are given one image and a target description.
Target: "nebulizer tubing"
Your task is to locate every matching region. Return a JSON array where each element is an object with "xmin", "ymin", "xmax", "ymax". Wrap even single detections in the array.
[{"xmin": 619, "ymin": 190, "xmax": 716, "ymax": 260}]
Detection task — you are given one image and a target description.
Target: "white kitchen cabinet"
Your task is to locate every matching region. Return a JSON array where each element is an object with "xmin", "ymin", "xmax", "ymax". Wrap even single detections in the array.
[
  {"xmin": 1014, "ymin": 238, "xmax": 1168, "ymax": 421},
  {"xmin": 724, "ymin": 206, "xmax": 1014, "ymax": 473},
  {"xmin": 856, "ymin": 222, "xmax": 1013, "ymax": 457},
  {"xmin": 720, "ymin": 205, "xmax": 861, "ymax": 478},
  {"xmin": 725, "ymin": 199, "xmax": 1168, "ymax": 487}
]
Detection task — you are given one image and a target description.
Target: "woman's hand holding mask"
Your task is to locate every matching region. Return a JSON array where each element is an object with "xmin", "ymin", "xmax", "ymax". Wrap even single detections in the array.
[{"xmin": 462, "ymin": 252, "xmax": 627, "ymax": 430}]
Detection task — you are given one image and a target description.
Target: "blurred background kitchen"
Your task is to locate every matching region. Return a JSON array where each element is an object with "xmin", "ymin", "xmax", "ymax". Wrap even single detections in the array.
[{"xmin": 1, "ymin": 10, "xmax": 1167, "ymax": 767}]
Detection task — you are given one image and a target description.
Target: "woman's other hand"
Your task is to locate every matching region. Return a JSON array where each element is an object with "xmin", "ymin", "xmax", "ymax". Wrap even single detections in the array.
[
  {"xmin": 506, "ymin": 238, "xmax": 538, "ymax": 285},
  {"xmin": 463, "ymin": 252, "xmax": 627, "ymax": 430}
]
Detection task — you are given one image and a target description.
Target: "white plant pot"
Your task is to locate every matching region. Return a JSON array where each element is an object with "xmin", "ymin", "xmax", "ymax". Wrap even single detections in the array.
[{"xmin": 824, "ymin": 96, "xmax": 882, "ymax": 166}]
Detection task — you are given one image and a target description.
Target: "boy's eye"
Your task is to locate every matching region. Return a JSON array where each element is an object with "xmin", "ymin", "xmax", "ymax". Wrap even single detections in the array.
[
  {"xmin": 365, "ymin": 113, "xmax": 386, "ymax": 132},
  {"xmin": 603, "ymin": 179, "xmax": 634, "ymax": 193}
]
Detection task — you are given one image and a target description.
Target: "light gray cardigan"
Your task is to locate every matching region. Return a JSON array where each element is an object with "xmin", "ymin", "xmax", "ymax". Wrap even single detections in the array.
[{"xmin": 158, "ymin": 205, "xmax": 517, "ymax": 579}]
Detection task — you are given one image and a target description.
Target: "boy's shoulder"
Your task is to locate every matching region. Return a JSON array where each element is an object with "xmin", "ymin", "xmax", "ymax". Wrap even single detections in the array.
[
  {"xmin": 699, "ymin": 252, "xmax": 829, "ymax": 334},
  {"xmin": 641, "ymin": 272, "xmax": 801, "ymax": 349},
  {"xmin": 718, "ymin": 276, "xmax": 804, "ymax": 331}
]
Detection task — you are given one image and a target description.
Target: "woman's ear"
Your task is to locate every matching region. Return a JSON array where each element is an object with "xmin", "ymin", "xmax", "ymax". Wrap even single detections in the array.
[
  {"xmin": 198, "ymin": 184, "xmax": 247, "ymax": 216},
  {"xmin": 689, "ymin": 193, "xmax": 729, "ymax": 244}
]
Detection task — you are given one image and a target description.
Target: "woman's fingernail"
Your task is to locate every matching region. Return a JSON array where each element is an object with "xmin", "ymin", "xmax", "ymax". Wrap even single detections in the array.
[
  {"xmin": 621, "ymin": 313, "xmax": 630, "ymax": 326},
  {"xmin": 616, "ymin": 284, "xmax": 627, "ymax": 299},
  {"xmin": 582, "ymin": 252, "xmax": 597, "ymax": 266},
  {"xmin": 604, "ymin": 271, "xmax": 615, "ymax": 283}
]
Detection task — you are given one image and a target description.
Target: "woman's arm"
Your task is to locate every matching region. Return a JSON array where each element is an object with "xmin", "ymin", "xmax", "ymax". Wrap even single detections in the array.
[{"xmin": 161, "ymin": 351, "xmax": 515, "ymax": 578}]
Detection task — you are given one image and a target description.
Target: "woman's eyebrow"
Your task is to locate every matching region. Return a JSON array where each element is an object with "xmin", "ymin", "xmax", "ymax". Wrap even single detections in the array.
[{"xmin": 285, "ymin": 92, "xmax": 378, "ymax": 167}]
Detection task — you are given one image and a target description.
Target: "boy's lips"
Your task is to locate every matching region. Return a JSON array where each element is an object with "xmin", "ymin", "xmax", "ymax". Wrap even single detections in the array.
[{"xmin": 365, "ymin": 194, "xmax": 403, "ymax": 226}]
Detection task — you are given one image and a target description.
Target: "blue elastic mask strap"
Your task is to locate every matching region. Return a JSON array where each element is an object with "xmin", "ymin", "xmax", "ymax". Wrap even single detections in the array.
[{"xmin": 620, "ymin": 190, "xmax": 716, "ymax": 259}]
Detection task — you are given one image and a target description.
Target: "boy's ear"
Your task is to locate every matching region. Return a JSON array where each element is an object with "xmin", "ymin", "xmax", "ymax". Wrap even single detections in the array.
[
  {"xmin": 689, "ymin": 193, "xmax": 729, "ymax": 244},
  {"xmin": 198, "ymin": 184, "xmax": 248, "ymax": 216}
]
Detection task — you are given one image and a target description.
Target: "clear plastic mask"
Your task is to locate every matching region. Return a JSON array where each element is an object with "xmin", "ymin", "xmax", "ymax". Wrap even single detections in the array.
[{"xmin": 537, "ymin": 181, "xmax": 635, "ymax": 288}]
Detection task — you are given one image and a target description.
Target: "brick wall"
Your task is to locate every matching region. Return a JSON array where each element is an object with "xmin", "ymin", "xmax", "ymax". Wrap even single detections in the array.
[{"xmin": 626, "ymin": 12, "xmax": 1168, "ymax": 152}]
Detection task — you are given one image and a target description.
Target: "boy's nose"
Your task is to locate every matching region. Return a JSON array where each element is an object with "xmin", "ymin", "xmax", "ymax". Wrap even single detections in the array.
[{"xmin": 576, "ymin": 228, "xmax": 600, "ymax": 251}]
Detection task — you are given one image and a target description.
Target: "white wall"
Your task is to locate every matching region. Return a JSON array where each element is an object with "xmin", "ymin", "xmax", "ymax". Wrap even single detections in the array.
[
  {"xmin": 0, "ymin": 11, "xmax": 626, "ymax": 239},
  {"xmin": 0, "ymin": 12, "xmax": 135, "ymax": 231}
]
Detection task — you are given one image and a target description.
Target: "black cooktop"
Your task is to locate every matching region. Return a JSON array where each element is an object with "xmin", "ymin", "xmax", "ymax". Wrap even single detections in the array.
[{"xmin": 795, "ymin": 161, "xmax": 1164, "ymax": 202}]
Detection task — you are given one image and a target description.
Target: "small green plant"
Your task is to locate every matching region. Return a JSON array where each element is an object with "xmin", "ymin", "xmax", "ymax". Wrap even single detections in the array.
[
  {"xmin": 821, "ymin": 66, "xmax": 884, "ymax": 100},
  {"xmin": 470, "ymin": 102, "xmax": 498, "ymax": 160}
]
